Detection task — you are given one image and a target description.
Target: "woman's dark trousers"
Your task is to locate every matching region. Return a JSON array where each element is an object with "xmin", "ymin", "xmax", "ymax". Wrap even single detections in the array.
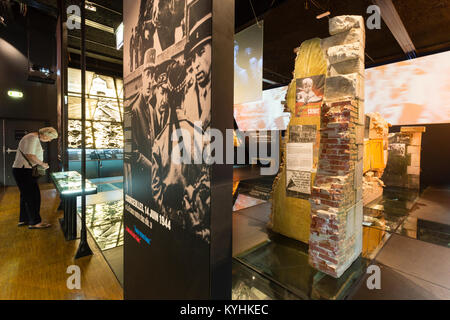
[{"xmin": 12, "ymin": 168, "xmax": 42, "ymax": 226}]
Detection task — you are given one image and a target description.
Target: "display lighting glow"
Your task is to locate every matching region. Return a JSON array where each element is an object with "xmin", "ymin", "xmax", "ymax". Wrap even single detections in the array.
[
  {"xmin": 61, "ymin": 187, "xmax": 97, "ymax": 195},
  {"xmin": 85, "ymin": 2, "xmax": 97, "ymax": 12},
  {"xmin": 115, "ymin": 22, "xmax": 124, "ymax": 50},
  {"xmin": 8, "ymin": 90, "xmax": 23, "ymax": 98},
  {"xmin": 39, "ymin": 67, "xmax": 50, "ymax": 75}
]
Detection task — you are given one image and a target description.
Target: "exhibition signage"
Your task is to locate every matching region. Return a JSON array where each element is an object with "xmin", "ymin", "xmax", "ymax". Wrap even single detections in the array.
[{"xmin": 123, "ymin": 0, "xmax": 234, "ymax": 299}]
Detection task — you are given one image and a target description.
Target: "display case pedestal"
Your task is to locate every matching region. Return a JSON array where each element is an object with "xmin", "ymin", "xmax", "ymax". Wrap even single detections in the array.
[
  {"xmin": 59, "ymin": 197, "xmax": 77, "ymax": 241},
  {"xmin": 50, "ymin": 171, "xmax": 97, "ymax": 242}
]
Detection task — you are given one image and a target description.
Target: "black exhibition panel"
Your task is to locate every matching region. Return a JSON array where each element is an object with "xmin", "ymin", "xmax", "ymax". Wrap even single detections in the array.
[{"xmin": 122, "ymin": 0, "xmax": 234, "ymax": 299}]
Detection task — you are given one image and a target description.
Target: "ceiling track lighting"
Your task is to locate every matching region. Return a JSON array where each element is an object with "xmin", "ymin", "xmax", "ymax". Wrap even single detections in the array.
[
  {"xmin": 85, "ymin": 2, "xmax": 97, "ymax": 12},
  {"xmin": 71, "ymin": 15, "xmax": 115, "ymax": 34},
  {"xmin": 316, "ymin": 11, "xmax": 330, "ymax": 19},
  {"xmin": 305, "ymin": 0, "xmax": 331, "ymax": 18},
  {"xmin": 373, "ymin": 0, "xmax": 416, "ymax": 55}
]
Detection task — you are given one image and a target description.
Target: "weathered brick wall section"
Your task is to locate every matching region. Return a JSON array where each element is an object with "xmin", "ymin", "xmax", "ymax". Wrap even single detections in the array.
[{"xmin": 309, "ymin": 16, "xmax": 365, "ymax": 278}]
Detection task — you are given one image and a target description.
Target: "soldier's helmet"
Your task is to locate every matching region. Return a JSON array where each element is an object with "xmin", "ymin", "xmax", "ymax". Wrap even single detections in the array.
[{"xmin": 185, "ymin": 0, "xmax": 212, "ymax": 60}]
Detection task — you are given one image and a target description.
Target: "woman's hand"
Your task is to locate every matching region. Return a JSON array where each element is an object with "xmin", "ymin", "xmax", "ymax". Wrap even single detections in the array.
[{"xmin": 26, "ymin": 154, "xmax": 48, "ymax": 169}]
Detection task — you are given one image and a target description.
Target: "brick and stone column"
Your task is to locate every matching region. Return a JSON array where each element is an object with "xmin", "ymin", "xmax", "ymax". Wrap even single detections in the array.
[{"xmin": 309, "ymin": 16, "xmax": 366, "ymax": 278}]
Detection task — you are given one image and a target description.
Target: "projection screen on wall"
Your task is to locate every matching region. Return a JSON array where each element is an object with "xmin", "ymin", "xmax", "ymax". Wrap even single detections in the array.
[
  {"xmin": 365, "ymin": 50, "xmax": 450, "ymax": 126},
  {"xmin": 234, "ymin": 22, "xmax": 263, "ymax": 105},
  {"xmin": 234, "ymin": 85, "xmax": 290, "ymax": 131}
]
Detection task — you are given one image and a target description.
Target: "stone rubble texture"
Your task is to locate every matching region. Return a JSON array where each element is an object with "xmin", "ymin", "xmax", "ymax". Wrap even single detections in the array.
[
  {"xmin": 327, "ymin": 43, "xmax": 365, "ymax": 65},
  {"xmin": 308, "ymin": 16, "xmax": 366, "ymax": 278},
  {"xmin": 329, "ymin": 15, "xmax": 365, "ymax": 35},
  {"xmin": 321, "ymin": 28, "xmax": 365, "ymax": 53}
]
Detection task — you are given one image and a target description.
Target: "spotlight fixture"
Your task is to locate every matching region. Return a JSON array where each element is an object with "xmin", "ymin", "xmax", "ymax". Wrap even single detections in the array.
[
  {"xmin": 316, "ymin": 11, "xmax": 330, "ymax": 19},
  {"xmin": 0, "ymin": 15, "xmax": 5, "ymax": 27},
  {"xmin": 85, "ymin": 2, "xmax": 97, "ymax": 12}
]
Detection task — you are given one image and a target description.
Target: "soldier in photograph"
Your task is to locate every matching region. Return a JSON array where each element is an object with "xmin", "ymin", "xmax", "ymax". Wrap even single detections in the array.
[
  {"xmin": 152, "ymin": 0, "xmax": 185, "ymax": 52},
  {"xmin": 151, "ymin": 58, "xmax": 211, "ymax": 242},
  {"xmin": 183, "ymin": 8, "xmax": 212, "ymax": 129},
  {"xmin": 128, "ymin": 48, "xmax": 158, "ymax": 200}
]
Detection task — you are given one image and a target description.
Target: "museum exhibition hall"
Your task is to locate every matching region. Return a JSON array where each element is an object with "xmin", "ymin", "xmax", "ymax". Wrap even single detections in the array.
[{"xmin": 0, "ymin": 0, "xmax": 449, "ymax": 302}]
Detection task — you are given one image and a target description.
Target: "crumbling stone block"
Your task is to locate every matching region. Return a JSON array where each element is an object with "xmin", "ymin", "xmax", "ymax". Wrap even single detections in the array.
[
  {"xmin": 329, "ymin": 15, "xmax": 364, "ymax": 35},
  {"xmin": 325, "ymin": 73, "xmax": 364, "ymax": 101},
  {"xmin": 327, "ymin": 43, "xmax": 364, "ymax": 65},
  {"xmin": 321, "ymin": 28, "xmax": 365, "ymax": 53},
  {"xmin": 329, "ymin": 57, "xmax": 365, "ymax": 78}
]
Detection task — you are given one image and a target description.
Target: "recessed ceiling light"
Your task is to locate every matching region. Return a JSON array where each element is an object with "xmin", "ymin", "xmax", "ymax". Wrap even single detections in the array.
[{"xmin": 8, "ymin": 90, "xmax": 24, "ymax": 98}]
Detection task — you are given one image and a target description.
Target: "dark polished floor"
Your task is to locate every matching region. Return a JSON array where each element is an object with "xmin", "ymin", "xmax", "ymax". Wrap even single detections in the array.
[
  {"xmin": 349, "ymin": 234, "xmax": 450, "ymax": 300},
  {"xmin": 232, "ymin": 166, "xmax": 450, "ymax": 300},
  {"xmin": 15, "ymin": 165, "xmax": 446, "ymax": 300}
]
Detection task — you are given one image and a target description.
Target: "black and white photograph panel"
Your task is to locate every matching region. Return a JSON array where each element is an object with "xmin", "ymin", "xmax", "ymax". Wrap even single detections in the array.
[
  {"xmin": 123, "ymin": 0, "xmax": 213, "ymax": 243},
  {"xmin": 124, "ymin": 0, "xmax": 186, "ymax": 74},
  {"xmin": 183, "ymin": 0, "xmax": 212, "ymax": 127},
  {"xmin": 149, "ymin": 0, "xmax": 213, "ymax": 243}
]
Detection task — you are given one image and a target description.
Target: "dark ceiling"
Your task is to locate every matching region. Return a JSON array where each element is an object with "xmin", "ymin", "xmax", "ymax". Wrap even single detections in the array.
[
  {"xmin": 261, "ymin": 0, "xmax": 450, "ymax": 88},
  {"xmin": 17, "ymin": 0, "xmax": 450, "ymax": 84}
]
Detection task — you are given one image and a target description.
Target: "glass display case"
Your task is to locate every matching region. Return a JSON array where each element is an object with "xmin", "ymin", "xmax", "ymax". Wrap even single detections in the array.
[
  {"xmin": 67, "ymin": 149, "xmax": 124, "ymax": 179},
  {"xmin": 51, "ymin": 171, "xmax": 97, "ymax": 197},
  {"xmin": 50, "ymin": 171, "xmax": 98, "ymax": 241}
]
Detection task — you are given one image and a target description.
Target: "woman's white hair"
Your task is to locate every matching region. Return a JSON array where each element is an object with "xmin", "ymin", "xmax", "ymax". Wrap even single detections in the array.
[{"xmin": 39, "ymin": 127, "xmax": 58, "ymax": 140}]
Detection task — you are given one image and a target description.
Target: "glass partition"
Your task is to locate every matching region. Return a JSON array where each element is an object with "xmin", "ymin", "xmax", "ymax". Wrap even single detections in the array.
[{"xmin": 67, "ymin": 68, "xmax": 124, "ymax": 179}]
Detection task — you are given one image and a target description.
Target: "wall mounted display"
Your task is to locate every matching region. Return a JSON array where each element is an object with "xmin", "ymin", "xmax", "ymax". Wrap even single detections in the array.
[
  {"xmin": 365, "ymin": 50, "xmax": 450, "ymax": 125},
  {"xmin": 295, "ymin": 75, "xmax": 324, "ymax": 118},
  {"xmin": 67, "ymin": 68, "xmax": 124, "ymax": 150},
  {"xmin": 285, "ymin": 124, "xmax": 317, "ymax": 198},
  {"xmin": 234, "ymin": 22, "xmax": 263, "ymax": 105},
  {"xmin": 123, "ymin": 0, "xmax": 233, "ymax": 299},
  {"xmin": 234, "ymin": 85, "xmax": 290, "ymax": 131}
]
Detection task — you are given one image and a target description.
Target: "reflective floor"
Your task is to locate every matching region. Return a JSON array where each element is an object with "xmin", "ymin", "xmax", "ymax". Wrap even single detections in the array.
[
  {"xmin": 232, "ymin": 259, "xmax": 299, "ymax": 300},
  {"xmin": 76, "ymin": 177, "xmax": 125, "ymax": 286},
  {"xmin": 363, "ymin": 187, "xmax": 419, "ymax": 234},
  {"xmin": 232, "ymin": 175, "xmax": 450, "ymax": 300},
  {"xmin": 233, "ymin": 194, "xmax": 267, "ymax": 212},
  {"xmin": 84, "ymin": 200, "xmax": 124, "ymax": 251},
  {"xmin": 71, "ymin": 168, "xmax": 450, "ymax": 299},
  {"xmin": 234, "ymin": 232, "xmax": 370, "ymax": 300}
]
